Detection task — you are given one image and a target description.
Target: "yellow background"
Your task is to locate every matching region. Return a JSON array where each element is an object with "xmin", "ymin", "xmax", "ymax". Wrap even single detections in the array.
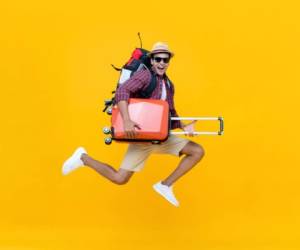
[{"xmin": 1, "ymin": 0, "xmax": 300, "ymax": 249}]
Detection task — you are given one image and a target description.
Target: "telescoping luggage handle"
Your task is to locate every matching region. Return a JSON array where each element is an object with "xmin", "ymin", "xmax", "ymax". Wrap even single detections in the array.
[
  {"xmin": 170, "ymin": 116, "xmax": 224, "ymax": 136},
  {"xmin": 103, "ymin": 116, "xmax": 224, "ymax": 145}
]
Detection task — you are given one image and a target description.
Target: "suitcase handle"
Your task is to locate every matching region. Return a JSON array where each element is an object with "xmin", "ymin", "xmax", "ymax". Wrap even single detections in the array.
[{"xmin": 170, "ymin": 116, "xmax": 224, "ymax": 136}]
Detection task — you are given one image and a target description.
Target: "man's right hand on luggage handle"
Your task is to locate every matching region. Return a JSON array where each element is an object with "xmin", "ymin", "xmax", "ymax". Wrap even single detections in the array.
[{"xmin": 182, "ymin": 120, "xmax": 197, "ymax": 137}]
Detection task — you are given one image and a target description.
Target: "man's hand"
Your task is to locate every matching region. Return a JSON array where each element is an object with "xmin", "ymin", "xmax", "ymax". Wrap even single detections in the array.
[
  {"xmin": 182, "ymin": 120, "xmax": 197, "ymax": 137},
  {"xmin": 123, "ymin": 119, "xmax": 141, "ymax": 139},
  {"xmin": 117, "ymin": 100, "xmax": 141, "ymax": 139}
]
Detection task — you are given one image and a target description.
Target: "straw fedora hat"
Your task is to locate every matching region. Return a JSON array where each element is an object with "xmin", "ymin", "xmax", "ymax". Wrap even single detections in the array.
[{"xmin": 147, "ymin": 42, "xmax": 174, "ymax": 58}]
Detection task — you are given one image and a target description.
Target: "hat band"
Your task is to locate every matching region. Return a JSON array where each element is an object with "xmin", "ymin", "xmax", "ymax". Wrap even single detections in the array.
[{"xmin": 151, "ymin": 49, "xmax": 172, "ymax": 54}]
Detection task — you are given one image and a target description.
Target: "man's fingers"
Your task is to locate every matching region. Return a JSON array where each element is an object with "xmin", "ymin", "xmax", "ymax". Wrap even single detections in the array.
[
  {"xmin": 124, "ymin": 122, "xmax": 142, "ymax": 139},
  {"xmin": 132, "ymin": 130, "xmax": 136, "ymax": 138},
  {"xmin": 125, "ymin": 131, "xmax": 131, "ymax": 139},
  {"xmin": 129, "ymin": 130, "xmax": 137, "ymax": 139},
  {"xmin": 130, "ymin": 130, "xmax": 135, "ymax": 139},
  {"xmin": 134, "ymin": 123, "xmax": 141, "ymax": 130},
  {"xmin": 184, "ymin": 120, "xmax": 197, "ymax": 127},
  {"xmin": 125, "ymin": 130, "xmax": 134, "ymax": 139}
]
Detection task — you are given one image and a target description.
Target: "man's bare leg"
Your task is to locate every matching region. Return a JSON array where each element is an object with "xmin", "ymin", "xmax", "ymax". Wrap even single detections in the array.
[
  {"xmin": 161, "ymin": 141, "xmax": 205, "ymax": 187},
  {"xmin": 81, "ymin": 154, "xmax": 134, "ymax": 185}
]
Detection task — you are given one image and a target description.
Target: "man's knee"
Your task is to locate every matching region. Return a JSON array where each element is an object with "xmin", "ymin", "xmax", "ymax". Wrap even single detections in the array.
[
  {"xmin": 111, "ymin": 172, "xmax": 132, "ymax": 185},
  {"xmin": 182, "ymin": 142, "xmax": 205, "ymax": 160},
  {"xmin": 193, "ymin": 144, "xmax": 205, "ymax": 160}
]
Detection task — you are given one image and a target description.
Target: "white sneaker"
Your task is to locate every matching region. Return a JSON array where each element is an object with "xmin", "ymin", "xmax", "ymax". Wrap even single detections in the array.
[
  {"xmin": 62, "ymin": 147, "xmax": 87, "ymax": 175},
  {"xmin": 153, "ymin": 181, "xmax": 179, "ymax": 207}
]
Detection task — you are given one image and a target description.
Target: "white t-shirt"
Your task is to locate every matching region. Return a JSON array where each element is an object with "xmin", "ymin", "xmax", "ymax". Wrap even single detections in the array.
[{"xmin": 161, "ymin": 79, "xmax": 167, "ymax": 100}]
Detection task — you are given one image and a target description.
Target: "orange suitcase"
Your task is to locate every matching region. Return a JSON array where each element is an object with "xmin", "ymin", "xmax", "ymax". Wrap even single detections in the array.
[{"xmin": 105, "ymin": 98, "xmax": 170, "ymax": 143}]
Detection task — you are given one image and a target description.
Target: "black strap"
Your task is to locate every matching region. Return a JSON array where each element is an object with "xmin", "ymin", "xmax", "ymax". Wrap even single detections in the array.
[
  {"xmin": 139, "ymin": 72, "xmax": 157, "ymax": 98},
  {"xmin": 111, "ymin": 64, "xmax": 122, "ymax": 71},
  {"xmin": 103, "ymin": 98, "xmax": 114, "ymax": 112},
  {"xmin": 164, "ymin": 75, "xmax": 171, "ymax": 86},
  {"xmin": 166, "ymin": 77, "xmax": 173, "ymax": 90},
  {"xmin": 138, "ymin": 32, "xmax": 143, "ymax": 49},
  {"xmin": 139, "ymin": 71, "xmax": 173, "ymax": 98}
]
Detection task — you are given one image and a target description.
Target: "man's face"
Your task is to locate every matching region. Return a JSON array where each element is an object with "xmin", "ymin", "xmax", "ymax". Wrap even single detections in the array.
[{"xmin": 150, "ymin": 53, "xmax": 171, "ymax": 76}]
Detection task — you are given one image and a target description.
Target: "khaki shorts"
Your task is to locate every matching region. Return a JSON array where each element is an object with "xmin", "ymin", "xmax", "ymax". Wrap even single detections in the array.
[{"xmin": 119, "ymin": 134, "xmax": 190, "ymax": 172}]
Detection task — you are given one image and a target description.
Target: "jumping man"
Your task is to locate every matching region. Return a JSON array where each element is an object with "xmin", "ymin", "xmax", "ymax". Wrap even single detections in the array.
[{"xmin": 62, "ymin": 42, "xmax": 205, "ymax": 207}]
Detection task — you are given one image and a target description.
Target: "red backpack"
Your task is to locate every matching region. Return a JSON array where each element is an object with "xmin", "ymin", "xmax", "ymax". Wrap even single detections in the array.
[{"xmin": 103, "ymin": 33, "xmax": 172, "ymax": 114}]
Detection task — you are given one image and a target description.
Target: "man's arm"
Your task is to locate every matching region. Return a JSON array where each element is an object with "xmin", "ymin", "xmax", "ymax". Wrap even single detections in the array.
[
  {"xmin": 114, "ymin": 69, "xmax": 151, "ymax": 138},
  {"xmin": 117, "ymin": 100, "xmax": 141, "ymax": 139},
  {"xmin": 170, "ymin": 108, "xmax": 184, "ymax": 129},
  {"xmin": 117, "ymin": 100, "xmax": 130, "ymax": 121},
  {"xmin": 169, "ymin": 82, "xmax": 195, "ymax": 135},
  {"xmin": 169, "ymin": 82, "xmax": 184, "ymax": 129}
]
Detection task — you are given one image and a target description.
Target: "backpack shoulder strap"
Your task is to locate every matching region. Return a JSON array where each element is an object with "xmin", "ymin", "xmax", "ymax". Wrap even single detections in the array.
[{"xmin": 139, "ymin": 69, "xmax": 157, "ymax": 98}]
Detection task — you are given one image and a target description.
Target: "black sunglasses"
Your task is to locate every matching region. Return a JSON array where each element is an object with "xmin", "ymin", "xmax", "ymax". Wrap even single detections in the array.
[{"xmin": 153, "ymin": 56, "xmax": 170, "ymax": 63}]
